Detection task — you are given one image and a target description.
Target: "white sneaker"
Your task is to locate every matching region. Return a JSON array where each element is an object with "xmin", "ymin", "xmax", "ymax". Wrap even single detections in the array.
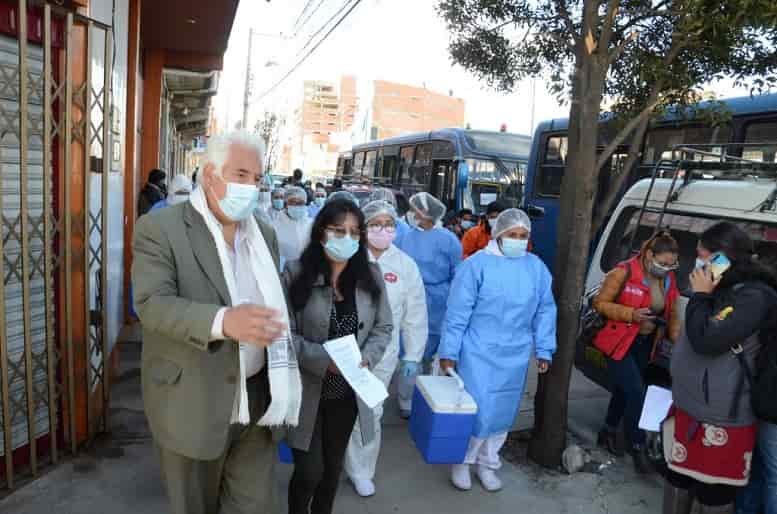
[
  {"xmin": 351, "ymin": 477, "xmax": 376, "ymax": 497},
  {"xmin": 476, "ymin": 466, "xmax": 503, "ymax": 492},
  {"xmin": 451, "ymin": 464, "xmax": 472, "ymax": 491}
]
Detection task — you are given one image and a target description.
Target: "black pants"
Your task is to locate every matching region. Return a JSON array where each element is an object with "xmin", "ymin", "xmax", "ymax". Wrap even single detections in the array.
[
  {"xmin": 288, "ymin": 395, "xmax": 358, "ymax": 514},
  {"xmin": 665, "ymin": 468, "xmax": 740, "ymax": 506}
]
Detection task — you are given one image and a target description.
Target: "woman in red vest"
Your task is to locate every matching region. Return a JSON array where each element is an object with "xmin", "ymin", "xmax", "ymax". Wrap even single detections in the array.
[{"xmin": 592, "ymin": 231, "xmax": 682, "ymax": 473}]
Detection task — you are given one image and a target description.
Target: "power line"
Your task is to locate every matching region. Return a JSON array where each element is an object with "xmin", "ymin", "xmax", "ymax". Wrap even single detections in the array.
[
  {"xmin": 291, "ymin": 0, "xmax": 316, "ymax": 32},
  {"xmin": 295, "ymin": 0, "xmax": 355, "ymax": 58},
  {"xmin": 253, "ymin": 0, "xmax": 364, "ymax": 104},
  {"xmin": 292, "ymin": 0, "xmax": 328, "ymax": 38}
]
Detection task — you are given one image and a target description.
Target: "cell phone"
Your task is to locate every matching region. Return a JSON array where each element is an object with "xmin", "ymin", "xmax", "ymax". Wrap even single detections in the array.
[
  {"xmin": 708, "ymin": 252, "xmax": 732, "ymax": 281},
  {"xmin": 653, "ymin": 317, "xmax": 667, "ymax": 327}
]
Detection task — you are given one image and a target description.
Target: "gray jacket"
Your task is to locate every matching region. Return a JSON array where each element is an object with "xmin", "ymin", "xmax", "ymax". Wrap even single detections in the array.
[
  {"xmin": 132, "ymin": 203, "xmax": 281, "ymax": 460},
  {"xmin": 671, "ymin": 282, "xmax": 777, "ymax": 427},
  {"xmin": 282, "ymin": 260, "xmax": 393, "ymax": 451}
]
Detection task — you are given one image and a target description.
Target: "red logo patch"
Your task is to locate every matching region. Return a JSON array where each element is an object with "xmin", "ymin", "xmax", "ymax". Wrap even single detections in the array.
[{"xmin": 384, "ymin": 272, "xmax": 398, "ymax": 283}]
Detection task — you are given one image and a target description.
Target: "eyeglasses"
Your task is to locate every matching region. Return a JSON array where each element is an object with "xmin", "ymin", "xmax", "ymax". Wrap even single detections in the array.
[
  {"xmin": 367, "ymin": 222, "xmax": 396, "ymax": 234},
  {"xmin": 326, "ymin": 226, "xmax": 361, "ymax": 240}
]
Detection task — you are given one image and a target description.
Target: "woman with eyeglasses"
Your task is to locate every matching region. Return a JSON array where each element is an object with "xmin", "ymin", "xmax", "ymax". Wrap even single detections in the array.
[
  {"xmin": 283, "ymin": 199, "xmax": 393, "ymax": 514},
  {"xmin": 592, "ymin": 231, "xmax": 682, "ymax": 474},
  {"xmin": 343, "ymin": 200, "xmax": 428, "ymax": 498}
]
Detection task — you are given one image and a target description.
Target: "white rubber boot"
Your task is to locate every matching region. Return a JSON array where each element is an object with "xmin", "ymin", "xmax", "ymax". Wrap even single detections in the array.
[
  {"xmin": 476, "ymin": 465, "xmax": 503, "ymax": 492},
  {"xmin": 451, "ymin": 464, "xmax": 472, "ymax": 491},
  {"xmin": 350, "ymin": 477, "xmax": 376, "ymax": 498}
]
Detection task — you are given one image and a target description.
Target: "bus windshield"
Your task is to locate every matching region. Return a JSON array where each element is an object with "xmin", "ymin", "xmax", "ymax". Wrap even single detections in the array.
[
  {"xmin": 464, "ymin": 131, "xmax": 533, "ymax": 157},
  {"xmin": 462, "ymin": 158, "xmax": 525, "ymax": 213}
]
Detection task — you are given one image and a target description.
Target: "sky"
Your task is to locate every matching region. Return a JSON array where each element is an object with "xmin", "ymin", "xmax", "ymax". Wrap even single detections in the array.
[{"xmin": 213, "ymin": 0, "xmax": 750, "ymax": 138}]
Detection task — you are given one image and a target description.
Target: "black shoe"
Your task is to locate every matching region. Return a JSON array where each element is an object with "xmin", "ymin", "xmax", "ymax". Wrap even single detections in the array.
[
  {"xmin": 597, "ymin": 428, "xmax": 625, "ymax": 457},
  {"xmin": 629, "ymin": 445, "xmax": 653, "ymax": 475}
]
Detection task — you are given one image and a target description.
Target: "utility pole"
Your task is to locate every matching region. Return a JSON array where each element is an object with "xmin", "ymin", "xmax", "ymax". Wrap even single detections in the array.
[{"xmin": 242, "ymin": 28, "xmax": 254, "ymax": 130}]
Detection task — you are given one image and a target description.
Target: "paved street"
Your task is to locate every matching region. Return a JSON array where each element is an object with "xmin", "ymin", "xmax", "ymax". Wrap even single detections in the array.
[{"xmin": 0, "ymin": 338, "xmax": 663, "ymax": 514}]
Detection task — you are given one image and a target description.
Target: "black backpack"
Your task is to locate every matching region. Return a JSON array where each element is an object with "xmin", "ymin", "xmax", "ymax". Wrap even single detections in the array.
[{"xmin": 733, "ymin": 283, "xmax": 777, "ymax": 424}]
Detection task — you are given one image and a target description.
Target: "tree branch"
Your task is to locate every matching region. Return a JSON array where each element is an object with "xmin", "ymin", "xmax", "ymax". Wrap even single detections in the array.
[
  {"xmin": 608, "ymin": 30, "xmax": 639, "ymax": 65},
  {"xmin": 595, "ymin": 93, "xmax": 664, "ymax": 172},
  {"xmin": 599, "ymin": 0, "xmax": 621, "ymax": 51},
  {"xmin": 554, "ymin": 0, "xmax": 580, "ymax": 43}
]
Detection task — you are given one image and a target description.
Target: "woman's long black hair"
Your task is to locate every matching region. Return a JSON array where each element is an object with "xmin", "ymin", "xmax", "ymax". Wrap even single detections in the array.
[
  {"xmin": 699, "ymin": 221, "xmax": 777, "ymax": 291},
  {"xmin": 289, "ymin": 199, "xmax": 382, "ymax": 311}
]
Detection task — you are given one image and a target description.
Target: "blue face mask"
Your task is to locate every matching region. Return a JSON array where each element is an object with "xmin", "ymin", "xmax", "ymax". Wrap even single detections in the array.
[
  {"xmin": 315, "ymin": 196, "xmax": 326, "ymax": 207},
  {"xmin": 501, "ymin": 238, "xmax": 529, "ymax": 258},
  {"xmin": 461, "ymin": 220, "xmax": 475, "ymax": 230},
  {"xmin": 272, "ymin": 199, "xmax": 284, "ymax": 210},
  {"xmin": 287, "ymin": 205, "xmax": 308, "ymax": 221},
  {"xmin": 324, "ymin": 233, "xmax": 360, "ymax": 262},
  {"xmin": 218, "ymin": 182, "xmax": 259, "ymax": 222}
]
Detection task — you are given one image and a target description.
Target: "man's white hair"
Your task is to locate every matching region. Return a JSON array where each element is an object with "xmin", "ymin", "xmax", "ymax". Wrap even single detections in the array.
[{"xmin": 206, "ymin": 131, "xmax": 266, "ymax": 175}]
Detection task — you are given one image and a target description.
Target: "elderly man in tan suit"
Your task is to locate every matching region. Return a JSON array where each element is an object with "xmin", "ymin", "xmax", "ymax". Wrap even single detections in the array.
[{"xmin": 132, "ymin": 131, "xmax": 301, "ymax": 514}]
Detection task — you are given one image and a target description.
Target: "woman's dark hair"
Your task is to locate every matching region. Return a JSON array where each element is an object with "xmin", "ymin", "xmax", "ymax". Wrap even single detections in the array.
[
  {"xmin": 149, "ymin": 168, "xmax": 166, "ymax": 185},
  {"xmin": 394, "ymin": 191, "xmax": 410, "ymax": 217},
  {"xmin": 700, "ymin": 221, "xmax": 777, "ymax": 291},
  {"xmin": 289, "ymin": 199, "xmax": 382, "ymax": 311},
  {"xmin": 484, "ymin": 201, "xmax": 508, "ymax": 234},
  {"xmin": 642, "ymin": 230, "xmax": 679, "ymax": 256}
]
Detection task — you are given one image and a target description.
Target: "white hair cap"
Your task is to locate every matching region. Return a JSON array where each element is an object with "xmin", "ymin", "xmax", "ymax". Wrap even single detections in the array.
[
  {"xmin": 206, "ymin": 131, "xmax": 266, "ymax": 174},
  {"xmin": 368, "ymin": 187, "xmax": 397, "ymax": 207},
  {"xmin": 327, "ymin": 190, "xmax": 359, "ymax": 206},
  {"xmin": 409, "ymin": 192, "xmax": 446, "ymax": 224},
  {"xmin": 362, "ymin": 200, "xmax": 397, "ymax": 222},
  {"xmin": 285, "ymin": 185, "xmax": 307, "ymax": 202},
  {"xmin": 492, "ymin": 208, "xmax": 532, "ymax": 239}
]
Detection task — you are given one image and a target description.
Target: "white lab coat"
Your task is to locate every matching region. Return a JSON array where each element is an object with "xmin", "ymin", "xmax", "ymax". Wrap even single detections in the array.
[
  {"xmin": 272, "ymin": 211, "xmax": 312, "ymax": 267},
  {"xmin": 344, "ymin": 244, "xmax": 428, "ymax": 481}
]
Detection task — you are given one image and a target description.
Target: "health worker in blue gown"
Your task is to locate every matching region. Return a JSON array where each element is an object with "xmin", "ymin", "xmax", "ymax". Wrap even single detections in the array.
[
  {"xmin": 396, "ymin": 191, "xmax": 461, "ymax": 366},
  {"xmin": 439, "ymin": 208, "xmax": 557, "ymax": 494}
]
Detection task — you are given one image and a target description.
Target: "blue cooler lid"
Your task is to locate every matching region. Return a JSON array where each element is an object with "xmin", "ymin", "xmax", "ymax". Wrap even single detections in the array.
[{"xmin": 416, "ymin": 375, "xmax": 477, "ymax": 414}]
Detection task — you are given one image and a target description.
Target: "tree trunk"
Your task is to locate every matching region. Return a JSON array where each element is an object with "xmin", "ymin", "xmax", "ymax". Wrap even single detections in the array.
[{"xmin": 528, "ymin": 39, "xmax": 607, "ymax": 467}]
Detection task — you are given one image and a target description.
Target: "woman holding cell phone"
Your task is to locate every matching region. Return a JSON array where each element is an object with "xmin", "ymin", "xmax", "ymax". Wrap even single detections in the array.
[
  {"xmin": 592, "ymin": 231, "xmax": 682, "ymax": 473},
  {"xmin": 661, "ymin": 222, "xmax": 777, "ymax": 514}
]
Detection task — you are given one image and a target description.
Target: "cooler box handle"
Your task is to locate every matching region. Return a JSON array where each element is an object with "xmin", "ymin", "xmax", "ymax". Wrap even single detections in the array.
[{"xmin": 445, "ymin": 367, "xmax": 466, "ymax": 407}]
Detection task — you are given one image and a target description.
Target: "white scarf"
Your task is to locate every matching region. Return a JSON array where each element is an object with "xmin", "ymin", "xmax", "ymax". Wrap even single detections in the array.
[
  {"xmin": 485, "ymin": 239, "xmax": 504, "ymax": 257},
  {"xmin": 190, "ymin": 187, "xmax": 301, "ymax": 427}
]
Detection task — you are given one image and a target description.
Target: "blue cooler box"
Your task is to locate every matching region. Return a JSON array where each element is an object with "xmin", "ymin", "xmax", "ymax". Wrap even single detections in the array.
[
  {"xmin": 278, "ymin": 441, "xmax": 293, "ymax": 464},
  {"xmin": 409, "ymin": 373, "xmax": 477, "ymax": 464}
]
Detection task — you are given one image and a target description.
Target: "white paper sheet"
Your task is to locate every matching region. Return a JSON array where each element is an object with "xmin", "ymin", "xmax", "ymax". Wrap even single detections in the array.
[
  {"xmin": 323, "ymin": 335, "xmax": 389, "ymax": 409},
  {"xmin": 638, "ymin": 385, "xmax": 673, "ymax": 432}
]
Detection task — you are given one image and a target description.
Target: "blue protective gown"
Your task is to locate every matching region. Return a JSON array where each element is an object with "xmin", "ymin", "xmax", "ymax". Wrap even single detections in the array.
[
  {"xmin": 397, "ymin": 227, "xmax": 462, "ymax": 359},
  {"xmin": 438, "ymin": 250, "xmax": 557, "ymax": 438},
  {"xmin": 395, "ymin": 218, "xmax": 411, "ymax": 241}
]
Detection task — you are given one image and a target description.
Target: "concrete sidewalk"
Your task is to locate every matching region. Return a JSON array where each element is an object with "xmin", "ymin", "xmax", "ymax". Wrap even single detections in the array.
[{"xmin": 0, "ymin": 341, "xmax": 662, "ymax": 514}]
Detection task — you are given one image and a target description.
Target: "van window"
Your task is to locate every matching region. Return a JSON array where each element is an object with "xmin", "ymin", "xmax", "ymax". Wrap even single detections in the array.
[
  {"xmin": 642, "ymin": 125, "xmax": 731, "ymax": 164},
  {"xmin": 537, "ymin": 136, "xmax": 567, "ymax": 197},
  {"xmin": 601, "ymin": 207, "xmax": 777, "ymax": 291},
  {"xmin": 743, "ymin": 121, "xmax": 777, "ymax": 163}
]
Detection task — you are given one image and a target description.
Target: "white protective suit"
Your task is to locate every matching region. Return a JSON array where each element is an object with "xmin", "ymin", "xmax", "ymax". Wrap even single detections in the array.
[
  {"xmin": 272, "ymin": 211, "xmax": 312, "ymax": 269},
  {"xmin": 344, "ymin": 243, "xmax": 428, "ymax": 481}
]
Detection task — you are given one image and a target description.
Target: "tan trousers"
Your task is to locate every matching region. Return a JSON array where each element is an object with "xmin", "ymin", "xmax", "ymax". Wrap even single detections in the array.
[{"xmin": 156, "ymin": 424, "xmax": 279, "ymax": 514}]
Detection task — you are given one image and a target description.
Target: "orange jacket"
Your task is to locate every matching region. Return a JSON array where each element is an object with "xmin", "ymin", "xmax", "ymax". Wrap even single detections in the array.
[{"xmin": 462, "ymin": 223, "xmax": 490, "ymax": 258}]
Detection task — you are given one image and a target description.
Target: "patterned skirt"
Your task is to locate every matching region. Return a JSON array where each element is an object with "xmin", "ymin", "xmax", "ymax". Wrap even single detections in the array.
[{"xmin": 662, "ymin": 406, "xmax": 757, "ymax": 486}]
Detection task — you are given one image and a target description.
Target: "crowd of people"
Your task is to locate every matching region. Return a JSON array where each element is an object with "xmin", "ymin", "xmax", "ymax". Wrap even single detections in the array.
[{"xmin": 132, "ymin": 130, "xmax": 777, "ymax": 514}]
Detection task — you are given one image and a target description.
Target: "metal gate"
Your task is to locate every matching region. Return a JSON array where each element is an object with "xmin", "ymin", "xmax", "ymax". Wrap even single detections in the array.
[{"xmin": 0, "ymin": 1, "xmax": 112, "ymax": 491}]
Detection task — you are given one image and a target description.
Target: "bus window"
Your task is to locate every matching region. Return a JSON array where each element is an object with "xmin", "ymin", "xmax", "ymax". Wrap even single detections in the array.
[
  {"xmin": 353, "ymin": 152, "xmax": 365, "ymax": 176},
  {"xmin": 536, "ymin": 135, "xmax": 567, "ymax": 197},
  {"xmin": 743, "ymin": 121, "xmax": 777, "ymax": 162},
  {"xmin": 642, "ymin": 125, "xmax": 731, "ymax": 164},
  {"xmin": 382, "ymin": 154, "xmax": 398, "ymax": 182},
  {"xmin": 411, "ymin": 143, "xmax": 433, "ymax": 187},
  {"xmin": 364, "ymin": 150, "xmax": 377, "ymax": 179},
  {"xmin": 398, "ymin": 146, "xmax": 415, "ymax": 188},
  {"xmin": 433, "ymin": 140, "xmax": 455, "ymax": 159}
]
